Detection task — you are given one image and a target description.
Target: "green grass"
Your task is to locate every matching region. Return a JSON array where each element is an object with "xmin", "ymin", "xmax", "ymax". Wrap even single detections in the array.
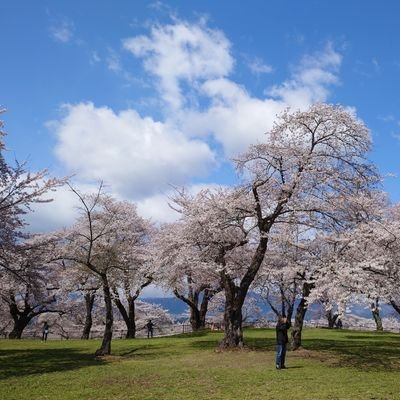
[{"xmin": 1, "ymin": 328, "xmax": 399, "ymax": 400}]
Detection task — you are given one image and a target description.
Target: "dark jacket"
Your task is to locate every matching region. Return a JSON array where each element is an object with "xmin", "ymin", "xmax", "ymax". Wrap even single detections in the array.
[
  {"xmin": 276, "ymin": 321, "xmax": 290, "ymax": 344},
  {"xmin": 146, "ymin": 321, "xmax": 154, "ymax": 331}
]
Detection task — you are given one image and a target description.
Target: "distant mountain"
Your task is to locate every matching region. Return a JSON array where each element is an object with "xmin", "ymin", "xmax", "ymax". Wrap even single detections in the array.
[
  {"xmin": 346, "ymin": 303, "xmax": 399, "ymax": 319},
  {"xmin": 141, "ymin": 297, "xmax": 189, "ymax": 319},
  {"xmin": 142, "ymin": 295, "xmax": 400, "ymax": 323}
]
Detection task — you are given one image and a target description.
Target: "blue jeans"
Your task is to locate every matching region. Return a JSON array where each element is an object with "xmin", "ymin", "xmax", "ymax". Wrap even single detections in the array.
[{"xmin": 276, "ymin": 344, "xmax": 287, "ymax": 368}]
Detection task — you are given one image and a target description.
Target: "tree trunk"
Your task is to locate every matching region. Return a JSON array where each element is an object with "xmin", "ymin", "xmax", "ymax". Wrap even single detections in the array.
[
  {"xmin": 188, "ymin": 290, "xmax": 200, "ymax": 331},
  {"xmin": 8, "ymin": 316, "xmax": 31, "ymax": 339},
  {"xmin": 390, "ymin": 299, "xmax": 400, "ymax": 316},
  {"xmin": 219, "ymin": 238, "xmax": 268, "ymax": 349},
  {"xmin": 189, "ymin": 290, "xmax": 213, "ymax": 331},
  {"xmin": 173, "ymin": 288, "xmax": 201, "ymax": 331},
  {"xmin": 326, "ymin": 310, "xmax": 338, "ymax": 329},
  {"xmin": 113, "ymin": 278, "xmax": 153, "ymax": 339},
  {"xmin": 291, "ymin": 282, "xmax": 312, "ymax": 350},
  {"xmin": 175, "ymin": 292, "xmax": 204, "ymax": 331},
  {"xmin": 280, "ymin": 286, "xmax": 286, "ymax": 318},
  {"xmin": 188, "ymin": 301, "xmax": 208, "ymax": 331},
  {"xmin": 370, "ymin": 298, "xmax": 383, "ymax": 331},
  {"xmin": 286, "ymin": 303, "xmax": 294, "ymax": 328},
  {"xmin": 113, "ymin": 290, "xmax": 138, "ymax": 339},
  {"xmin": 189, "ymin": 307, "xmax": 202, "ymax": 331},
  {"xmin": 220, "ymin": 289, "xmax": 244, "ymax": 348},
  {"xmin": 81, "ymin": 292, "xmax": 95, "ymax": 340},
  {"xmin": 198, "ymin": 289, "xmax": 214, "ymax": 330},
  {"xmin": 8, "ymin": 295, "xmax": 32, "ymax": 339},
  {"xmin": 6, "ymin": 292, "xmax": 60, "ymax": 340},
  {"xmin": 125, "ymin": 299, "xmax": 136, "ymax": 339},
  {"xmin": 95, "ymin": 276, "xmax": 113, "ymax": 356},
  {"xmin": 174, "ymin": 286, "xmax": 215, "ymax": 331}
]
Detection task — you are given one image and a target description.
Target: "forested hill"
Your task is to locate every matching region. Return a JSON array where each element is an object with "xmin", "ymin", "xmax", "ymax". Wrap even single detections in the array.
[{"xmin": 142, "ymin": 296, "xmax": 400, "ymax": 322}]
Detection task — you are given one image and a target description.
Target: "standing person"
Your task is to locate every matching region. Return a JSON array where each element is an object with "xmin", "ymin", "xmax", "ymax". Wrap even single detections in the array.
[
  {"xmin": 275, "ymin": 316, "xmax": 290, "ymax": 369},
  {"xmin": 146, "ymin": 320, "xmax": 155, "ymax": 338},
  {"xmin": 42, "ymin": 322, "xmax": 49, "ymax": 342}
]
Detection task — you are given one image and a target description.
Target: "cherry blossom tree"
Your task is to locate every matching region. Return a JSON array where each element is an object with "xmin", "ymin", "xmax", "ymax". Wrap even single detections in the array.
[
  {"xmin": 58, "ymin": 185, "xmax": 154, "ymax": 354},
  {"xmin": 256, "ymin": 272, "xmax": 298, "ymax": 324},
  {"xmin": 254, "ymin": 224, "xmax": 305, "ymax": 325},
  {"xmin": 170, "ymin": 187, "xmax": 255, "ymax": 347},
  {"xmin": 0, "ymin": 236, "xmax": 64, "ymax": 339},
  {"xmin": 162, "ymin": 104, "xmax": 377, "ymax": 349},
  {"xmin": 155, "ymin": 220, "xmax": 222, "ymax": 331},
  {"xmin": 134, "ymin": 300, "xmax": 174, "ymax": 335},
  {"xmin": 309, "ymin": 193, "xmax": 398, "ymax": 335},
  {"xmin": 0, "ymin": 299, "xmax": 12, "ymax": 338},
  {"xmin": 226, "ymin": 103, "xmax": 378, "ymax": 348},
  {"xmin": 112, "ymin": 281, "xmax": 153, "ymax": 339},
  {"xmin": 110, "ymin": 215, "xmax": 155, "ymax": 339},
  {"xmin": 58, "ymin": 267, "xmax": 100, "ymax": 339},
  {"xmin": 0, "ymin": 109, "xmax": 65, "ymax": 285}
]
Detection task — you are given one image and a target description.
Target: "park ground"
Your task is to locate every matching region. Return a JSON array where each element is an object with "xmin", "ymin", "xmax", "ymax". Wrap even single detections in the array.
[{"xmin": 0, "ymin": 328, "xmax": 399, "ymax": 400}]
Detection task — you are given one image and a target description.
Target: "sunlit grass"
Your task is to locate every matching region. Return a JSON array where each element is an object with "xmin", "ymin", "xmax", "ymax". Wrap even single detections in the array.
[{"xmin": 1, "ymin": 328, "xmax": 399, "ymax": 400}]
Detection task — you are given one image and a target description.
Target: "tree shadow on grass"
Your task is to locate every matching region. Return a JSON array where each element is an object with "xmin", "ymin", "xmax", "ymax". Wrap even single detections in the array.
[
  {"xmin": 302, "ymin": 337, "xmax": 400, "ymax": 371},
  {"xmin": 165, "ymin": 330, "xmax": 211, "ymax": 340},
  {"xmin": 0, "ymin": 348, "xmax": 106, "ymax": 380},
  {"xmin": 116, "ymin": 346, "xmax": 178, "ymax": 360},
  {"xmin": 344, "ymin": 334, "xmax": 400, "ymax": 341},
  {"xmin": 188, "ymin": 330, "xmax": 400, "ymax": 371},
  {"xmin": 189, "ymin": 336, "xmax": 276, "ymax": 352},
  {"xmin": 244, "ymin": 337, "xmax": 276, "ymax": 351},
  {"xmin": 189, "ymin": 339, "xmax": 220, "ymax": 351},
  {"xmin": 118, "ymin": 348, "xmax": 139, "ymax": 357}
]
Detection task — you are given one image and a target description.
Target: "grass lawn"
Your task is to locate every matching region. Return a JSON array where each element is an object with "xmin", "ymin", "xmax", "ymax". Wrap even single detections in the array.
[{"xmin": 0, "ymin": 328, "xmax": 399, "ymax": 400}]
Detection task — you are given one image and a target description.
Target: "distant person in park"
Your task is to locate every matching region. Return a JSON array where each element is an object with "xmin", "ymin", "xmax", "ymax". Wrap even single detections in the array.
[
  {"xmin": 336, "ymin": 318, "xmax": 343, "ymax": 329},
  {"xmin": 42, "ymin": 322, "xmax": 49, "ymax": 341},
  {"xmin": 276, "ymin": 316, "xmax": 290, "ymax": 369},
  {"xmin": 146, "ymin": 320, "xmax": 155, "ymax": 338}
]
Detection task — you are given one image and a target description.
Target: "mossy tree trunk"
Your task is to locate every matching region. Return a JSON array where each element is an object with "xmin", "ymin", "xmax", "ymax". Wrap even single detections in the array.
[
  {"xmin": 95, "ymin": 275, "xmax": 113, "ymax": 356},
  {"xmin": 291, "ymin": 282, "xmax": 312, "ymax": 350},
  {"xmin": 81, "ymin": 292, "xmax": 95, "ymax": 340}
]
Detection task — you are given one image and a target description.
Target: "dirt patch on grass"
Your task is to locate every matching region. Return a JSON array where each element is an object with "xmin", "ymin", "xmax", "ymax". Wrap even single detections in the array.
[
  {"xmin": 290, "ymin": 348, "xmax": 339, "ymax": 365},
  {"xmin": 180, "ymin": 350, "xmax": 274, "ymax": 371},
  {"xmin": 292, "ymin": 346, "xmax": 400, "ymax": 371}
]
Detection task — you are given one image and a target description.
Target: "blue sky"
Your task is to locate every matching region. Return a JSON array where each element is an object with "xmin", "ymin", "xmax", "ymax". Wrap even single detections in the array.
[{"xmin": 2, "ymin": 1, "xmax": 400, "ymax": 229}]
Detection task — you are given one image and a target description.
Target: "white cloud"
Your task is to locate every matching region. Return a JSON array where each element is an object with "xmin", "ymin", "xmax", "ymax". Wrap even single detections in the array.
[
  {"xmin": 173, "ymin": 78, "xmax": 284, "ymax": 156},
  {"xmin": 24, "ymin": 182, "xmax": 100, "ymax": 233},
  {"xmin": 136, "ymin": 192, "xmax": 180, "ymax": 223},
  {"xmin": 372, "ymin": 58, "xmax": 380, "ymax": 73},
  {"xmin": 90, "ymin": 51, "xmax": 101, "ymax": 64},
  {"xmin": 49, "ymin": 20, "xmax": 74, "ymax": 43},
  {"xmin": 267, "ymin": 43, "xmax": 342, "ymax": 109},
  {"xmin": 25, "ymin": 176, "xmax": 224, "ymax": 233},
  {"xmin": 123, "ymin": 19, "xmax": 234, "ymax": 109},
  {"xmin": 140, "ymin": 283, "xmax": 172, "ymax": 298},
  {"xmin": 50, "ymin": 102, "xmax": 215, "ymax": 199},
  {"xmin": 136, "ymin": 182, "xmax": 223, "ymax": 224},
  {"xmin": 247, "ymin": 57, "xmax": 273, "ymax": 75},
  {"xmin": 106, "ymin": 48, "xmax": 147, "ymax": 87},
  {"xmin": 49, "ymin": 20, "xmax": 344, "ymax": 226},
  {"xmin": 106, "ymin": 49, "xmax": 122, "ymax": 73},
  {"xmin": 172, "ymin": 43, "xmax": 341, "ymax": 157},
  {"xmin": 379, "ymin": 115, "xmax": 395, "ymax": 123},
  {"xmin": 122, "ymin": 21, "xmax": 342, "ymax": 156}
]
